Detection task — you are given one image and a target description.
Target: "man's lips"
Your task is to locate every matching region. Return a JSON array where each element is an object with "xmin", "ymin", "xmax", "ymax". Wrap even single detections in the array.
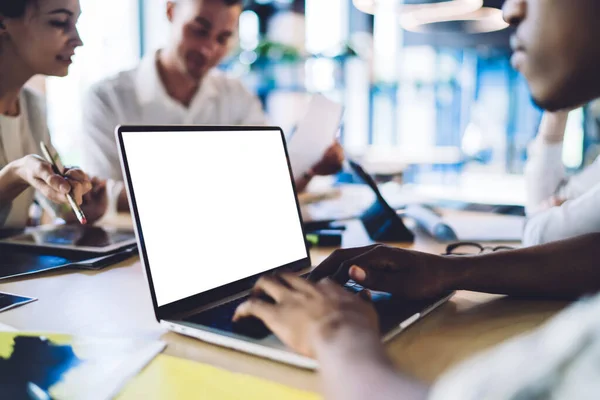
[
  {"xmin": 510, "ymin": 34, "xmax": 526, "ymax": 53},
  {"xmin": 56, "ymin": 54, "xmax": 74, "ymax": 63},
  {"xmin": 509, "ymin": 35, "xmax": 526, "ymax": 70},
  {"xmin": 511, "ymin": 50, "xmax": 526, "ymax": 71}
]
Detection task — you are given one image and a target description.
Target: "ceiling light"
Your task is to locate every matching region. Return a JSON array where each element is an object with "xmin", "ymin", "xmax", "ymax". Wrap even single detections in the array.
[
  {"xmin": 353, "ymin": 0, "xmax": 484, "ymax": 19},
  {"xmin": 401, "ymin": 7, "xmax": 509, "ymax": 34}
]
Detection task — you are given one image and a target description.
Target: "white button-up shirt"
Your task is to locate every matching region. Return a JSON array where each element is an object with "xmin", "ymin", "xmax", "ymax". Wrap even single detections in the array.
[
  {"xmin": 80, "ymin": 52, "xmax": 267, "ymax": 182},
  {"xmin": 430, "ymin": 292, "xmax": 600, "ymax": 400},
  {"xmin": 523, "ymin": 137, "xmax": 600, "ymax": 246}
]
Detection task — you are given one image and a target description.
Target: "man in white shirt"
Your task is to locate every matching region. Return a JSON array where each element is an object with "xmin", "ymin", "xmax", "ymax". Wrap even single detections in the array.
[
  {"xmin": 80, "ymin": 0, "xmax": 343, "ymax": 213},
  {"xmin": 523, "ymin": 111, "xmax": 600, "ymax": 246}
]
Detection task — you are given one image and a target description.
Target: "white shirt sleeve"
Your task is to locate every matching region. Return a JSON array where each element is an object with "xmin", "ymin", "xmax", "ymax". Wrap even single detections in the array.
[
  {"xmin": 429, "ymin": 294, "xmax": 600, "ymax": 400},
  {"xmin": 556, "ymin": 156, "xmax": 600, "ymax": 199},
  {"xmin": 524, "ymin": 138, "xmax": 566, "ymax": 214},
  {"xmin": 80, "ymin": 84, "xmax": 125, "ymax": 216},
  {"xmin": 231, "ymin": 81, "xmax": 268, "ymax": 126},
  {"xmin": 80, "ymin": 84, "xmax": 123, "ymax": 182},
  {"xmin": 522, "ymin": 182, "xmax": 600, "ymax": 246},
  {"xmin": 525, "ymin": 137, "xmax": 600, "ymax": 216}
]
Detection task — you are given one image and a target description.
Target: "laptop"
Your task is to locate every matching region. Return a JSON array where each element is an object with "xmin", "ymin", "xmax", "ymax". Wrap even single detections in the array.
[{"xmin": 116, "ymin": 125, "xmax": 453, "ymax": 369}]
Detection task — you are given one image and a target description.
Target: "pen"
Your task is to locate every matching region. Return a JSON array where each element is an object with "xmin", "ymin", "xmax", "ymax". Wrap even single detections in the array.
[
  {"xmin": 27, "ymin": 382, "xmax": 50, "ymax": 400},
  {"xmin": 39, "ymin": 142, "xmax": 87, "ymax": 225}
]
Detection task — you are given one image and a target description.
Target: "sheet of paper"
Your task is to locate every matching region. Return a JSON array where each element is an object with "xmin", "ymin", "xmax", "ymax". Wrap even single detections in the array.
[
  {"xmin": 118, "ymin": 354, "xmax": 319, "ymax": 400},
  {"xmin": 0, "ymin": 322, "xmax": 16, "ymax": 332},
  {"xmin": 287, "ymin": 94, "xmax": 344, "ymax": 179},
  {"xmin": 444, "ymin": 214, "xmax": 525, "ymax": 242}
]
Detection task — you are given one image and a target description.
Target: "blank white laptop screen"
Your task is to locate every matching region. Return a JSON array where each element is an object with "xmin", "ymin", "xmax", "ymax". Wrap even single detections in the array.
[{"xmin": 121, "ymin": 130, "xmax": 308, "ymax": 306}]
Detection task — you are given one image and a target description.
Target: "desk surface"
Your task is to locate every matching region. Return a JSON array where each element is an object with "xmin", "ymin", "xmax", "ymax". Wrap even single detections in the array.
[{"xmin": 0, "ymin": 218, "xmax": 568, "ymax": 394}]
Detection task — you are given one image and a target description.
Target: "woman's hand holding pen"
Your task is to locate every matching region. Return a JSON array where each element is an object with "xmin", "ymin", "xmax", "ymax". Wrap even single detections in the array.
[
  {"xmin": 62, "ymin": 177, "xmax": 108, "ymax": 224},
  {"xmin": 9, "ymin": 155, "xmax": 92, "ymax": 205}
]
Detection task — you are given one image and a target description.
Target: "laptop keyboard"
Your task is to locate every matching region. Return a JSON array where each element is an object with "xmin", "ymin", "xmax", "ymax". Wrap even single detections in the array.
[
  {"xmin": 184, "ymin": 295, "xmax": 267, "ymax": 337},
  {"xmin": 183, "ymin": 276, "xmax": 375, "ymax": 340}
]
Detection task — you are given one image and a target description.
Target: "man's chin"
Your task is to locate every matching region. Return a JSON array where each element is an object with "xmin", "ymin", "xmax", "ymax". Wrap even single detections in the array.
[
  {"xmin": 531, "ymin": 95, "xmax": 565, "ymax": 112},
  {"xmin": 528, "ymin": 72, "xmax": 598, "ymax": 112},
  {"xmin": 529, "ymin": 82, "xmax": 575, "ymax": 112},
  {"xmin": 42, "ymin": 66, "xmax": 70, "ymax": 78},
  {"xmin": 531, "ymin": 91, "xmax": 589, "ymax": 112}
]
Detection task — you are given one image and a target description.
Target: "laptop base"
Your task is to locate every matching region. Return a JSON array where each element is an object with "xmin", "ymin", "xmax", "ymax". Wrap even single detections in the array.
[{"xmin": 165, "ymin": 291, "xmax": 454, "ymax": 369}]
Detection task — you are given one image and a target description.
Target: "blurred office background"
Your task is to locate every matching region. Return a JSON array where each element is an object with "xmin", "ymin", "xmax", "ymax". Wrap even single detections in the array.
[{"xmin": 37, "ymin": 0, "xmax": 600, "ymax": 192}]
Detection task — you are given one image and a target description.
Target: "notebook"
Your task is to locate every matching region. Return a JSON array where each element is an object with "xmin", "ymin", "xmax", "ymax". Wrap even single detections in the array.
[{"xmin": 118, "ymin": 354, "xmax": 318, "ymax": 400}]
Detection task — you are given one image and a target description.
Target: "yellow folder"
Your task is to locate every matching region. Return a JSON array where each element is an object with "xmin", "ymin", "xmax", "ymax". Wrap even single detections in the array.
[{"xmin": 118, "ymin": 354, "xmax": 321, "ymax": 400}]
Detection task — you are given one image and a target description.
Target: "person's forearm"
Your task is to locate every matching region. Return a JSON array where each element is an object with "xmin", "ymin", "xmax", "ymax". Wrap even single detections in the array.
[
  {"xmin": 0, "ymin": 162, "xmax": 28, "ymax": 204},
  {"xmin": 445, "ymin": 233, "xmax": 600, "ymax": 299},
  {"xmin": 525, "ymin": 112, "xmax": 570, "ymax": 213},
  {"xmin": 538, "ymin": 111, "xmax": 569, "ymax": 144},
  {"xmin": 316, "ymin": 328, "xmax": 429, "ymax": 400}
]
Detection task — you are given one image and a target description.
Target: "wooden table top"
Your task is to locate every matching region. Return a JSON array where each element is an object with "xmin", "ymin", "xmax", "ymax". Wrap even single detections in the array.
[{"xmin": 0, "ymin": 218, "xmax": 568, "ymax": 394}]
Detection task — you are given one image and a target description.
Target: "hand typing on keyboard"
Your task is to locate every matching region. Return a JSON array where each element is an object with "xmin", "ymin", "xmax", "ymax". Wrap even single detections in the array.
[
  {"xmin": 308, "ymin": 244, "xmax": 448, "ymax": 301},
  {"xmin": 230, "ymin": 275, "xmax": 387, "ymax": 340},
  {"xmin": 232, "ymin": 291, "xmax": 276, "ymax": 339},
  {"xmin": 233, "ymin": 273, "xmax": 379, "ymax": 358}
]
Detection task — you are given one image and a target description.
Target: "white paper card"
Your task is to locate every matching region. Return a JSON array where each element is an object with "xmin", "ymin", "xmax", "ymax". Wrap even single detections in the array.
[
  {"xmin": 444, "ymin": 214, "xmax": 525, "ymax": 242},
  {"xmin": 287, "ymin": 94, "xmax": 344, "ymax": 179}
]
